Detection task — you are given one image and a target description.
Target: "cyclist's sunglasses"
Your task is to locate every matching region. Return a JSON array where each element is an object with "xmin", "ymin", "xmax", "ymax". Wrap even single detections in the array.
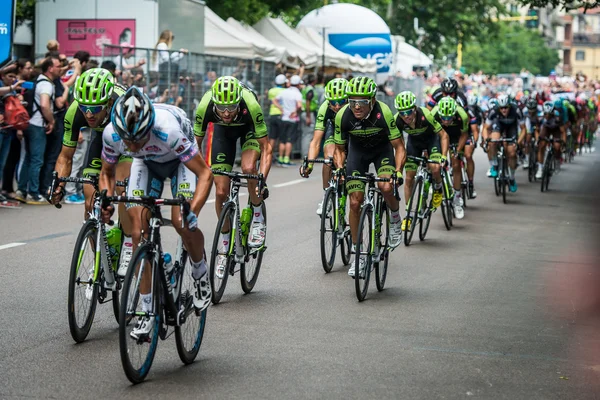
[
  {"xmin": 79, "ymin": 104, "xmax": 107, "ymax": 115},
  {"xmin": 329, "ymin": 99, "xmax": 347, "ymax": 107},
  {"xmin": 499, "ymin": 106, "xmax": 509, "ymax": 111},
  {"xmin": 349, "ymin": 99, "xmax": 371, "ymax": 107},
  {"xmin": 215, "ymin": 103, "xmax": 239, "ymax": 113},
  {"xmin": 440, "ymin": 115, "xmax": 454, "ymax": 122},
  {"xmin": 398, "ymin": 108, "xmax": 415, "ymax": 117}
]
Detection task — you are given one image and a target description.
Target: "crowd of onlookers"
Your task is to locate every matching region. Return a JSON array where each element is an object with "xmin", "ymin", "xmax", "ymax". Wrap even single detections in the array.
[{"xmin": 2, "ymin": 30, "xmax": 599, "ymax": 208}]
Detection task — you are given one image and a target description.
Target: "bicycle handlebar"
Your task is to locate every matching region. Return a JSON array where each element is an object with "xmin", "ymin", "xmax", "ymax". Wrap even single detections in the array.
[
  {"xmin": 346, "ymin": 172, "xmax": 401, "ymax": 200},
  {"xmin": 303, "ymin": 156, "xmax": 334, "ymax": 167},
  {"xmin": 212, "ymin": 169, "xmax": 267, "ymax": 199},
  {"xmin": 406, "ymin": 155, "xmax": 441, "ymax": 165}
]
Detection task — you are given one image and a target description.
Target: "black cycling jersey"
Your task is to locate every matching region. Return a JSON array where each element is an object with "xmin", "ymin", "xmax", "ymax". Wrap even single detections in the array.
[
  {"xmin": 540, "ymin": 113, "xmax": 563, "ymax": 138},
  {"xmin": 431, "ymin": 88, "xmax": 468, "ymax": 109},
  {"xmin": 193, "ymin": 89, "xmax": 267, "ymax": 139},
  {"xmin": 315, "ymin": 100, "xmax": 338, "ymax": 146},
  {"xmin": 334, "ymin": 101, "xmax": 401, "ymax": 148},
  {"xmin": 395, "ymin": 106, "xmax": 442, "ymax": 139},
  {"xmin": 432, "ymin": 105, "xmax": 469, "ymax": 145},
  {"xmin": 469, "ymin": 105, "xmax": 484, "ymax": 126}
]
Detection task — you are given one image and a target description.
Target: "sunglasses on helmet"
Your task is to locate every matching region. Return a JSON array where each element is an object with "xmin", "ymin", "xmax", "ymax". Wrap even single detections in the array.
[
  {"xmin": 215, "ymin": 103, "xmax": 239, "ymax": 113},
  {"xmin": 79, "ymin": 104, "xmax": 108, "ymax": 115},
  {"xmin": 329, "ymin": 99, "xmax": 347, "ymax": 107},
  {"xmin": 349, "ymin": 99, "xmax": 371, "ymax": 107},
  {"xmin": 398, "ymin": 108, "xmax": 415, "ymax": 117}
]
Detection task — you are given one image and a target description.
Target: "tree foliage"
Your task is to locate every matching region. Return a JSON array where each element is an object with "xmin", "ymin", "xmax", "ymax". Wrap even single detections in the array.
[
  {"xmin": 462, "ymin": 22, "xmax": 560, "ymax": 75},
  {"xmin": 517, "ymin": 0, "xmax": 598, "ymax": 12},
  {"xmin": 16, "ymin": 0, "xmax": 36, "ymax": 27}
]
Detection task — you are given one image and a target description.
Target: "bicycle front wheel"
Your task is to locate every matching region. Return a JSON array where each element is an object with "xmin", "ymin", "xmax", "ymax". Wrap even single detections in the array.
[
  {"xmin": 355, "ymin": 204, "xmax": 373, "ymax": 301},
  {"xmin": 67, "ymin": 220, "xmax": 99, "ymax": 343},
  {"xmin": 241, "ymin": 201, "xmax": 266, "ymax": 293},
  {"xmin": 319, "ymin": 187, "xmax": 337, "ymax": 272},
  {"xmin": 501, "ymin": 160, "xmax": 508, "ymax": 204},
  {"xmin": 441, "ymin": 180, "xmax": 452, "ymax": 231},
  {"xmin": 404, "ymin": 178, "xmax": 422, "ymax": 246},
  {"xmin": 419, "ymin": 195, "xmax": 433, "ymax": 241},
  {"xmin": 119, "ymin": 243, "xmax": 159, "ymax": 384},
  {"xmin": 210, "ymin": 202, "xmax": 235, "ymax": 304},
  {"xmin": 375, "ymin": 204, "xmax": 389, "ymax": 292},
  {"xmin": 175, "ymin": 248, "xmax": 208, "ymax": 365}
]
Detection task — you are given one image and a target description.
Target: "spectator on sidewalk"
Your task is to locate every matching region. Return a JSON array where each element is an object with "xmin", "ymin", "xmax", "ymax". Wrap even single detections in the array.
[
  {"xmin": 268, "ymin": 74, "xmax": 287, "ymax": 164},
  {"xmin": 0, "ymin": 67, "xmax": 24, "ymax": 202},
  {"xmin": 272, "ymin": 74, "xmax": 303, "ymax": 167},
  {"xmin": 40, "ymin": 57, "xmax": 81, "ymax": 192},
  {"xmin": 2, "ymin": 59, "xmax": 33, "ymax": 199},
  {"xmin": 63, "ymin": 127, "xmax": 91, "ymax": 204},
  {"xmin": 15, "ymin": 56, "xmax": 60, "ymax": 205},
  {"xmin": 151, "ymin": 30, "xmax": 188, "ymax": 94},
  {"xmin": 73, "ymin": 51, "xmax": 90, "ymax": 71},
  {"xmin": 46, "ymin": 39, "xmax": 59, "ymax": 53}
]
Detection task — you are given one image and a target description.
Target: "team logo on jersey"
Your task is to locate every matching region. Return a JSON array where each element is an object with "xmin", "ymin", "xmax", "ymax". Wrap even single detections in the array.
[
  {"xmin": 377, "ymin": 113, "xmax": 381, "ymax": 119},
  {"xmin": 256, "ymin": 113, "xmax": 264, "ymax": 124},
  {"xmin": 175, "ymin": 144, "xmax": 186, "ymax": 153},
  {"xmin": 112, "ymin": 133, "xmax": 121, "ymax": 142},
  {"xmin": 155, "ymin": 131, "xmax": 168, "ymax": 142},
  {"xmin": 132, "ymin": 189, "xmax": 144, "ymax": 196},
  {"xmin": 145, "ymin": 145, "xmax": 160, "ymax": 152},
  {"xmin": 243, "ymin": 108, "xmax": 248, "ymax": 115},
  {"xmin": 381, "ymin": 157, "xmax": 390, "ymax": 165},
  {"xmin": 215, "ymin": 153, "xmax": 227, "ymax": 163}
]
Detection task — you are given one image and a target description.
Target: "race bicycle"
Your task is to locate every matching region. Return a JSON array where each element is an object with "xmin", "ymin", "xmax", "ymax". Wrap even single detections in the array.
[
  {"xmin": 102, "ymin": 193, "xmax": 207, "ymax": 384},
  {"xmin": 302, "ymin": 157, "xmax": 351, "ymax": 273},
  {"xmin": 209, "ymin": 170, "xmax": 267, "ymax": 304},
  {"xmin": 49, "ymin": 172, "xmax": 127, "ymax": 343},
  {"xmin": 348, "ymin": 172, "xmax": 400, "ymax": 301}
]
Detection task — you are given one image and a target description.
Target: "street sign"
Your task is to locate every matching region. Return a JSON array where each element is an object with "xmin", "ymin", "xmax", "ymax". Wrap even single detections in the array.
[{"xmin": 0, "ymin": 0, "xmax": 16, "ymax": 67}]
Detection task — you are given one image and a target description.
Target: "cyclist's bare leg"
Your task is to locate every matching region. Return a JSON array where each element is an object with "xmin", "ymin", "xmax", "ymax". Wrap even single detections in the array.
[
  {"xmin": 128, "ymin": 205, "xmax": 151, "ymax": 293},
  {"xmin": 214, "ymin": 175, "xmax": 231, "ymax": 232},
  {"xmin": 172, "ymin": 206, "xmax": 205, "ymax": 263},
  {"xmin": 403, "ymin": 170, "xmax": 416, "ymax": 204},
  {"xmin": 377, "ymin": 175, "xmax": 399, "ymax": 212},
  {"xmin": 348, "ymin": 190, "xmax": 365, "ymax": 245},
  {"xmin": 506, "ymin": 143, "xmax": 518, "ymax": 171},
  {"xmin": 321, "ymin": 143, "xmax": 335, "ymax": 189},
  {"xmin": 451, "ymin": 157, "xmax": 462, "ymax": 192},
  {"xmin": 465, "ymin": 144, "xmax": 475, "ymax": 181},
  {"xmin": 241, "ymin": 149, "xmax": 262, "ymax": 206},
  {"xmin": 116, "ymin": 160, "xmax": 132, "ymax": 236}
]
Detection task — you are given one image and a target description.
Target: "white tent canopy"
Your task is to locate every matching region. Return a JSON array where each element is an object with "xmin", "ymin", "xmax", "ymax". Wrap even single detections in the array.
[
  {"xmin": 226, "ymin": 18, "xmax": 300, "ymax": 66},
  {"xmin": 391, "ymin": 36, "xmax": 433, "ymax": 76},
  {"xmin": 205, "ymin": 8, "xmax": 282, "ymax": 61},
  {"xmin": 253, "ymin": 17, "xmax": 319, "ymax": 68},
  {"xmin": 296, "ymin": 26, "xmax": 377, "ymax": 73}
]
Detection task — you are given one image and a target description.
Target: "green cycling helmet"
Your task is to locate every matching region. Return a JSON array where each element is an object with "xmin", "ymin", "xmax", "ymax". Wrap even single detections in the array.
[
  {"xmin": 73, "ymin": 68, "xmax": 114, "ymax": 105},
  {"xmin": 438, "ymin": 96, "xmax": 457, "ymax": 117},
  {"xmin": 212, "ymin": 76, "xmax": 242, "ymax": 105},
  {"xmin": 325, "ymin": 78, "xmax": 348, "ymax": 101},
  {"xmin": 345, "ymin": 76, "xmax": 377, "ymax": 98},
  {"xmin": 395, "ymin": 91, "xmax": 416, "ymax": 111}
]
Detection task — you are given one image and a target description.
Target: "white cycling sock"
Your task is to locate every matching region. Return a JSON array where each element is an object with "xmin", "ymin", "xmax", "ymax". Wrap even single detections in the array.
[
  {"xmin": 192, "ymin": 258, "xmax": 207, "ymax": 280},
  {"xmin": 509, "ymin": 168, "xmax": 515, "ymax": 180},
  {"xmin": 390, "ymin": 208, "xmax": 401, "ymax": 223},
  {"xmin": 220, "ymin": 232, "xmax": 229, "ymax": 252},
  {"xmin": 141, "ymin": 293, "xmax": 152, "ymax": 313},
  {"xmin": 252, "ymin": 203, "xmax": 264, "ymax": 224}
]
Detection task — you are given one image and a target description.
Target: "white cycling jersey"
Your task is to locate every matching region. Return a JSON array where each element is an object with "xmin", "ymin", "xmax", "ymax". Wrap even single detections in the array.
[{"xmin": 102, "ymin": 104, "xmax": 198, "ymax": 165}]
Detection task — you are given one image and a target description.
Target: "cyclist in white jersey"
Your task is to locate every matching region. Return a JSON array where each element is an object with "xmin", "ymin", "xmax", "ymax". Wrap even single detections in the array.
[{"xmin": 99, "ymin": 87, "xmax": 213, "ymax": 338}]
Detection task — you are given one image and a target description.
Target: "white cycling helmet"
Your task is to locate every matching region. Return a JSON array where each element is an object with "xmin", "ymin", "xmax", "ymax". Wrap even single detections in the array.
[
  {"xmin": 468, "ymin": 95, "xmax": 478, "ymax": 106},
  {"xmin": 497, "ymin": 94, "xmax": 510, "ymax": 108},
  {"xmin": 542, "ymin": 101, "xmax": 554, "ymax": 114}
]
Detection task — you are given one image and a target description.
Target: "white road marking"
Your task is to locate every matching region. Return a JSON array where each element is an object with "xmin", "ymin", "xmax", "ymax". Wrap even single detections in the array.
[
  {"xmin": 0, "ymin": 242, "xmax": 26, "ymax": 251},
  {"xmin": 272, "ymin": 179, "xmax": 307, "ymax": 188}
]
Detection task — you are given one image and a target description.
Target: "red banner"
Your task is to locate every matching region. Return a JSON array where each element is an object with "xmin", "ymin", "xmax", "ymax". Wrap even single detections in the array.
[{"xmin": 56, "ymin": 19, "xmax": 136, "ymax": 57}]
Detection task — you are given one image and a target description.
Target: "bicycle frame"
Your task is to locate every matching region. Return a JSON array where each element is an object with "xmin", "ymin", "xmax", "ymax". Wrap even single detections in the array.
[{"xmin": 304, "ymin": 157, "xmax": 346, "ymax": 234}]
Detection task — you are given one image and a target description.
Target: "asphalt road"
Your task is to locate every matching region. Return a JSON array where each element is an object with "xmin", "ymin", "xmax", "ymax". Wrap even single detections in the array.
[{"xmin": 0, "ymin": 148, "xmax": 599, "ymax": 399}]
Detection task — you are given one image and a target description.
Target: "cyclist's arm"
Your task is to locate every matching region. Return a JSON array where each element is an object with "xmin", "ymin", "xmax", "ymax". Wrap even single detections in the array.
[
  {"xmin": 54, "ymin": 102, "xmax": 84, "ymax": 186},
  {"xmin": 99, "ymin": 160, "xmax": 117, "ymax": 197},
  {"xmin": 391, "ymin": 137, "xmax": 406, "ymax": 172},
  {"xmin": 457, "ymin": 108, "xmax": 469, "ymax": 153},
  {"xmin": 256, "ymin": 136, "xmax": 273, "ymax": 180},
  {"xmin": 308, "ymin": 102, "xmax": 329, "ymax": 161},
  {"xmin": 333, "ymin": 106, "xmax": 348, "ymax": 170},
  {"xmin": 193, "ymin": 91, "xmax": 212, "ymax": 148},
  {"xmin": 184, "ymin": 153, "xmax": 214, "ymax": 216},
  {"xmin": 439, "ymin": 129, "xmax": 449, "ymax": 156}
]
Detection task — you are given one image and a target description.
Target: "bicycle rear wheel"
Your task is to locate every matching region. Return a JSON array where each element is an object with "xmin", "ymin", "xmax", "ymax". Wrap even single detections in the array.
[
  {"xmin": 501, "ymin": 159, "xmax": 508, "ymax": 204},
  {"xmin": 419, "ymin": 196, "xmax": 433, "ymax": 241},
  {"xmin": 67, "ymin": 220, "xmax": 99, "ymax": 343},
  {"xmin": 340, "ymin": 219, "xmax": 352, "ymax": 266},
  {"xmin": 375, "ymin": 204, "xmax": 389, "ymax": 292},
  {"xmin": 404, "ymin": 178, "xmax": 422, "ymax": 246},
  {"xmin": 441, "ymin": 177, "xmax": 452, "ymax": 231},
  {"xmin": 241, "ymin": 201, "xmax": 266, "ymax": 294},
  {"xmin": 209, "ymin": 202, "xmax": 235, "ymax": 304},
  {"xmin": 175, "ymin": 248, "xmax": 208, "ymax": 365},
  {"xmin": 355, "ymin": 204, "xmax": 373, "ymax": 301},
  {"xmin": 528, "ymin": 145, "xmax": 536, "ymax": 182},
  {"xmin": 119, "ymin": 243, "xmax": 159, "ymax": 384},
  {"xmin": 319, "ymin": 187, "xmax": 337, "ymax": 272}
]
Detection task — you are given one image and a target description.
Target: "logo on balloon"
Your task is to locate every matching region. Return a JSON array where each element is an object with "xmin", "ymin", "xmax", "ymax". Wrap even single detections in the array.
[{"xmin": 329, "ymin": 33, "xmax": 392, "ymax": 74}]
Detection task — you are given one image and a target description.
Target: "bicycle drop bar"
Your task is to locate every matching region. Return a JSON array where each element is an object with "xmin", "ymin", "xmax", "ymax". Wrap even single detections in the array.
[
  {"xmin": 346, "ymin": 173, "xmax": 402, "ymax": 200},
  {"xmin": 406, "ymin": 155, "xmax": 441, "ymax": 165},
  {"xmin": 487, "ymin": 138, "xmax": 516, "ymax": 144},
  {"xmin": 303, "ymin": 156, "xmax": 334, "ymax": 167}
]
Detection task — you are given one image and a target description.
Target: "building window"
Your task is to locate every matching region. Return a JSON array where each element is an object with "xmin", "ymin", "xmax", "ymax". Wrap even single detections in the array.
[{"xmin": 576, "ymin": 50, "xmax": 585, "ymax": 61}]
